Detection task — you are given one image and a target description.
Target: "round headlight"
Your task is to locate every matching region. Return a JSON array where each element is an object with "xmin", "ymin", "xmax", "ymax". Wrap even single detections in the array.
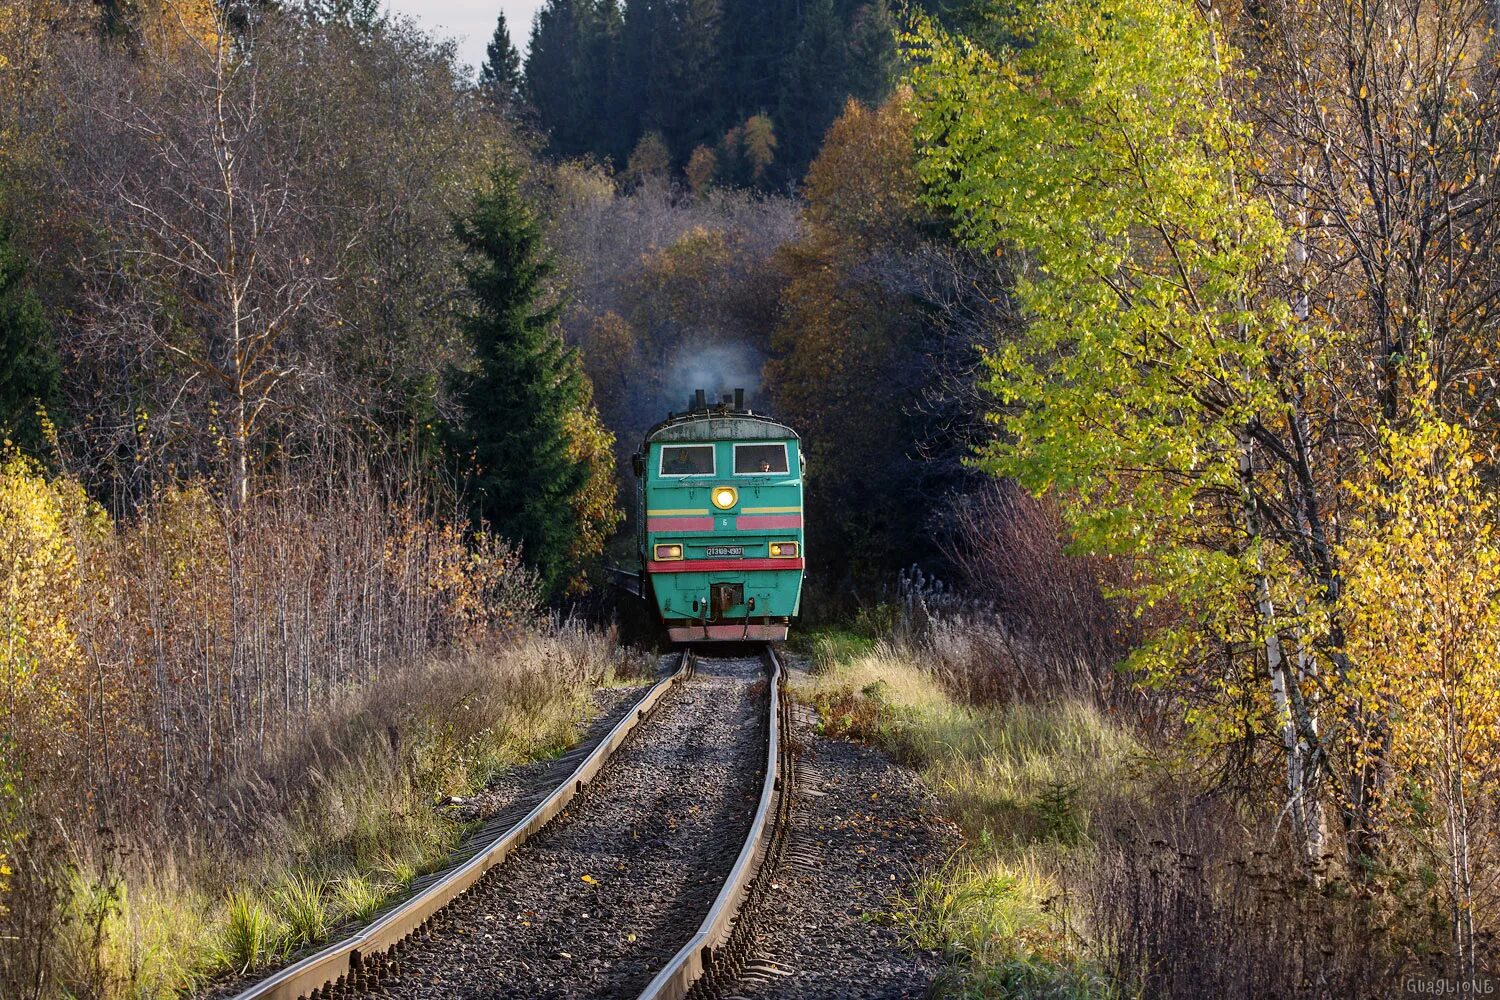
[{"xmin": 712, "ymin": 486, "xmax": 738, "ymax": 510}]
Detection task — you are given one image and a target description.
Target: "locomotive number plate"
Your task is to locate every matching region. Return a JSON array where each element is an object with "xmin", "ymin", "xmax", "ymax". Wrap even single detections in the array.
[{"xmin": 705, "ymin": 545, "xmax": 744, "ymax": 558}]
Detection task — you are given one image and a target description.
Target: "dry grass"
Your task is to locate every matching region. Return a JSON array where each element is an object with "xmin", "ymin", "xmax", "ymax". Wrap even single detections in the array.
[
  {"xmin": 5, "ymin": 627, "xmax": 639, "ymax": 999},
  {"xmin": 799, "ymin": 640, "xmax": 1134, "ymax": 997},
  {"xmin": 803, "ymin": 642, "xmax": 1138, "ymax": 844},
  {"xmin": 800, "ymin": 626, "xmax": 1492, "ymax": 998}
]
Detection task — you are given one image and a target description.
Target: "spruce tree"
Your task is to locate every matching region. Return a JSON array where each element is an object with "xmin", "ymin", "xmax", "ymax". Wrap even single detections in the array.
[
  {"xmin": 0, "ymin": 222, "xmax": 61, "ymax": 458},
  {"xmin": 524, "ymin": 0, "xmax": 590, "ymax": 153},
  {"xmin": 717, "ymin": 0, "xmax": 798, "ymax": 126},
  {"xmin": 479, "ymin": 11, "xmax": 524, "ymax": 109},
  {"xmin": 672, "ymin": 0, "xmax": 724, "ymax": 153},
  {"xmin": 776, "ymin": 0, "xmax": 849, "ymax": 179},
  {"xmin": 526, "ymin": 0, "xmax": 625, "ymax": 160},
  {"xmin": 523, "ymin": 0, "xmax": 898, "ymax": 178},
  {"xmin": 844, "ymin": 0, "xmax": 898, "ymax": 106},
  {"xmin": 619, "ymin": 0, "xmax": 665, "ymax": 144},
  {"xmin": 448, "ymin": 164, "xmax": 589, "ymax": 597}
]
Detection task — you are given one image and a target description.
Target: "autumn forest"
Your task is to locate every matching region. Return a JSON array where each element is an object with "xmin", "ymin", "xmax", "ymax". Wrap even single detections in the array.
[{"xmin": 2, "ymin": 0, "xmax": 1500, "ymax": 996}]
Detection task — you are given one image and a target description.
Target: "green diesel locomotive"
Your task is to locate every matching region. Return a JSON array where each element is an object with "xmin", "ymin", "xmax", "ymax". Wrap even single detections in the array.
[{"xmin": 633, "ymin": 390, "xmax": 805, "ymax": 642}]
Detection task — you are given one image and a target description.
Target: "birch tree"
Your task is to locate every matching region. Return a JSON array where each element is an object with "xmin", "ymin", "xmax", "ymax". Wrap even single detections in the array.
[
  {"xmin": 907, "ymin": 0, "xmax": 1340, "ymax": 862},
  {"xmin": 1338, "ymin": 389, "xmax": 1500, "ymax": 974},
  {"xmin": 69, "ymin": 5, "xmax": 345, "ymax": 506},
  {"xmin": 910, "ymin": 0, "xmax": 1500, "ymax": 878}
]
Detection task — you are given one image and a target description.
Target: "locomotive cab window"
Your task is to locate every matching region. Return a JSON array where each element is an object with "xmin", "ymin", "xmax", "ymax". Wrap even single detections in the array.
[
  {"xmin": 734, "ymin": 443, "xmax": 789, "ymax": 475},
  {"xmin": 659, "ymin": 444, "xmax": 715, "ymax": 476}
]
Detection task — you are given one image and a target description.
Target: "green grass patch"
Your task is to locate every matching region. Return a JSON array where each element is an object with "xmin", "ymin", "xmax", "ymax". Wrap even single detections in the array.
[
  {"xmin": 217, "ymin": 892, "xmax": 290, "ymax": 975},
  {"xmin": 788, "ymin": 626, "xmax": 878, "ymax": 670}
]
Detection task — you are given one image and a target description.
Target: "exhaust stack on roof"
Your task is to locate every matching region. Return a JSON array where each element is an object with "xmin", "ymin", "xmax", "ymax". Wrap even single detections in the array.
[{"xmin": 684, "ymin": 388, "xmax": 751, "ymax": 413}]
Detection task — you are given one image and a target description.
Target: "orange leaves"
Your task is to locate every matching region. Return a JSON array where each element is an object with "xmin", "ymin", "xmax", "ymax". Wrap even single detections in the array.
[
  {"xmin": 802, "ymin": 89, "xmax": 923, "ymax": 246},
  {"xmin": 685, "ymin": 145, "xmax": 717, "ymax": 195},
  {"xmin": 135, "ymin": 0, "xmax": 223, "ymax": 60}
]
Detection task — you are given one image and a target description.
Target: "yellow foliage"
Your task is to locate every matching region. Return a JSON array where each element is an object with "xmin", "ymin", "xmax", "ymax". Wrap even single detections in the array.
[
  {"xmin": 135, "ymin": 0, "xmax": 222, "ymax": 59},
  {"xmin": 625, "ymin": 131, "xmax": 671, "ymax": 186},
  {"xmin": 549, "ymin": 161, "xmax": 616, "ymax": 212},
  {"xmin": 801, "ymin": 89, "xmax": 921, "ymax": 246},
  {"xmin": 0, "ymin": 0, "xmax": 67, "ymax": 173},
  {"xmin": 645, "ymin": 226, "xmax": 733, "ymax": 284},
  {"xmin": 0, "ymin": 455, "xmax": 103, "ymax": 774},
  {"xmin": 741, "ymin": 114, "xmax": 777, "ymax": 180},
  {"xmin": 1340, "ymin": 401, "xmax": 1500, "ymax": 819},
  {"xmin": 562, "ymin": 382, "xmax": 622, "ymax": 595}
]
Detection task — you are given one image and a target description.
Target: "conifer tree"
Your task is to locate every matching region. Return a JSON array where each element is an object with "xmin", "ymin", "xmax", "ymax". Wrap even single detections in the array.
[
  {"xmin": 671, "ymin": 0, "xmax": 724, "ymax": 152},
  {"xmin": 479, "ymin": 10, "xmax": 524, "ymax": 109},
  {"xmin": 0, "ymin": 222, "xmax": 60, "ymax": 458},
  {"xmin": 524, "ymin": 0, "xmax": 892, "ymax": 178},
  {"xmin": 620, "ymin": 0, "xmax": 666, "ymax": 140},
  {"xmin": 776, "ymin": 0, "xmax": 848, "ymax": 177},
  {"xmin": 844, "ymin": 1, "xmax": 897, "ymax": 106},
  {"xmin": 525, "ymin": 0, "xmax": 594, "ymax": 153},
  {"xmin": 447, "ymin": 164, "xmax": 591, "ymax": 597},
  {"xmin": 717, "ymin": 0, "xmax": 798, "ymax": 126},
  {"xmin": 526, "ymin": 0, "xmax": 624, "ymax": 160}
]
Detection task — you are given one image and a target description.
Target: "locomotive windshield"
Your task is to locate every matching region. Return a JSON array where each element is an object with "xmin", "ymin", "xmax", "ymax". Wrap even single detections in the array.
[
  {"xmin": 660, "ymin": 444, "xmax": 715, "ymax": 476},
  {"xmin": 734, "ymin": 443, "xmax": 789, "ymax": 475}
]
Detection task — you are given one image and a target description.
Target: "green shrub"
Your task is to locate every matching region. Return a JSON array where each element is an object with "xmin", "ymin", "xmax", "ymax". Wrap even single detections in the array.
[
  {"xmin": 217, "ymin": 892, "xmax": 288, "ymax": 974},
  {"xmin": 270, "ymin": 875, "xmax": 328, "ymax": 948},
  {"xmin": 332, "ymin": 875, "xmax": 387, "ymax": 923}
]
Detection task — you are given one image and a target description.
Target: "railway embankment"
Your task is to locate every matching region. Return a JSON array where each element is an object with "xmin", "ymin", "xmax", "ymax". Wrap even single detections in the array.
[
  {"xmin": 136, "ymin": 632, "xmax": 654, "ymax": 999},
  {"xmin": 788, "ymin": 637, "xmax": 1134, "ymax": 996},
  {"xmin": 359, "ymin": 656, "xmax": 768, "ymax": 1000}
]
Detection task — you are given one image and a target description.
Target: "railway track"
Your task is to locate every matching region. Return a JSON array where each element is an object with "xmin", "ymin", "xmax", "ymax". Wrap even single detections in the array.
[{"xmin": 226, "ymin": 647, "xmax": 789, "ymax": 1000}]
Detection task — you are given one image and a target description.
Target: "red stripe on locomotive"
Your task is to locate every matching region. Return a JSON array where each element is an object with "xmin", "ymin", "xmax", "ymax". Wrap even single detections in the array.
[
  {"xmin": 734, "ymin": 514, "xmax": 802, "ymax": 530},
  {"xmin": 646, "ymin": 558, "xmax": 806, "ymax": 573}
]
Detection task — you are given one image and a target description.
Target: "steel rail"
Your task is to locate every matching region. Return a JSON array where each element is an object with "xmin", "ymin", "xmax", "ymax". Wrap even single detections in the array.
[
  {"xmin": 636, "ymin": 646, "xmax": 786, "ymax": 1000},
  {"xmin": 227, "ymin": 650, "xmax": 694, "ymax": 1000}
]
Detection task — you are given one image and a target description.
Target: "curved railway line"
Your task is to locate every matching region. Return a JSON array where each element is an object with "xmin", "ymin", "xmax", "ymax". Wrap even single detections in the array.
[{"xmin": 226, "ymin": 647, "xmax": 790, "ymax": 1000}]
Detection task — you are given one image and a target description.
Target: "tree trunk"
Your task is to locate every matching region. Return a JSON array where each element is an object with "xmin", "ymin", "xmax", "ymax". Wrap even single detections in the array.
[{"xmin": 1240, "ymin": 427, "xmax": 1325, "ymax": 864}]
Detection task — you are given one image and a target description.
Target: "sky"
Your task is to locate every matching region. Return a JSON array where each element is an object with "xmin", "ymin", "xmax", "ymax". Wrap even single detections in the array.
[{"xmin": 383, "ymin": 1, "xmax": 545, "ymax": 77}]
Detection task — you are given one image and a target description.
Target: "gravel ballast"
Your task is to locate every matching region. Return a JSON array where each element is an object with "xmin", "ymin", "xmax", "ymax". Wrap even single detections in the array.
[
  {"xmin": 722, "ymin": 703, "xmax": 957, "ymax": 1000},
  {"xmin": 364, "ymin": 656, "xmax": 769, "ymax": 1000}
]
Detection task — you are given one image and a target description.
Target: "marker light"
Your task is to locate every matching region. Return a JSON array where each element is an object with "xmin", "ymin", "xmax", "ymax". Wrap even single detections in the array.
[
  {"xmin": 654, "ymin": 543, "xmax": 684, "ymax": 560},
  {"xmin": 769, "ymin": 542, "xmax": 799, "ymax": 558},
  {"xmin": 711, "ymin": 486, "xmax": 739, "ymax": 510}
]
